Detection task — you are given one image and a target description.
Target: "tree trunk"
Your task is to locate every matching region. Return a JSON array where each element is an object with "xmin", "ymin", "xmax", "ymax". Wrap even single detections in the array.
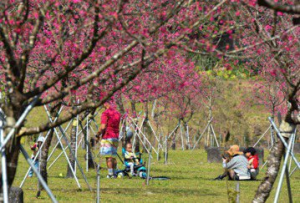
[
  {"xmin": 37, "ymin": 104, "xmax": 60, "ymax": 196},
  {"xmin": 0, "ymin": 110, "xmax": 22, "ymax": 191},
  {"xmin": 3, "ymin": 136, "xmax": 21, "ymax": 188},
  {"xmin": 130, "ymin": 100, "xmax": 140, "ymax": 152},
  {"xmin": 116, "ymin": 95, "xmax": 128, "ymax": 148},
  {"xmin": 37, "ymin": 129, "xmax": 54, "ymax": 196},
  {"xmin": 253, "ymin": 120, "xmax": 296, "ymax": 202},
  {"xmin": 66, "ymin": 121, "xmax": 77, "ymax": 178},
  {"xmin": 82, "ymin": 120, "xmax": 95, "ymax": 170}
]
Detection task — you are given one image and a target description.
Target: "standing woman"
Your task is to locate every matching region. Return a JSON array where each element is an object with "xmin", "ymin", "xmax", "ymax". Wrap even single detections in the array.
[{"xmin": 96, "ymin": 99, "xmax": 121, "ymax": 178}]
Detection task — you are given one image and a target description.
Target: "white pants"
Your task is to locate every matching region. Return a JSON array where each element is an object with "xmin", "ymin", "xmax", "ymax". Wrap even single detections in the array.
[{"xmin": 127, "ymin": 162, "xmax": 134, "ymax": 174}]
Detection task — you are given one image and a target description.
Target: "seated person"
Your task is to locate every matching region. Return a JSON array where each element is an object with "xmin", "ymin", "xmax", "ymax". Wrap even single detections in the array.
[
  {"xmin": 124, "ymin": 143, "xmax": 140, "ymax": 176},
  {"xmin": 215, "ymin": 145, "xmax": 250, "ymax": 180},
  {"xmin": 244, "ymin": 147, "xmax": 259, "ymax": 180}
]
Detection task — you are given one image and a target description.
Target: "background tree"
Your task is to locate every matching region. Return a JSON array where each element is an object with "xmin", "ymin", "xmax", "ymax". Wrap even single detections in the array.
[
  {"xmin": 228, "ymin": 1, "xmax": 300, "ymax": 201},
  {"xmin": 0, "ymin": 0, "xmax": 237, "ymax": 189}
]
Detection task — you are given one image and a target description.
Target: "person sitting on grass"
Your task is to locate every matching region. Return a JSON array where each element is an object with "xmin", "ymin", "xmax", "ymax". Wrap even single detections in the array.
[
  {"xmin": 244, "ymin": 147, "xmax": 259, "ymax": 180},
  {"xmin": 214, "ymin": 145, "xmax": 250, "ymax": 180},
  {"xmin": 124, "ymin": 143, "xmax": 140, "ymax": 177}
]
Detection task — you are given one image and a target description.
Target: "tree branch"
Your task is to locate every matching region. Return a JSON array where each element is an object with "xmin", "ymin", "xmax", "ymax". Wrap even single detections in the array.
[{"xmin": 258, "ymin": 0, "xmax": 300, "ymax": 15}]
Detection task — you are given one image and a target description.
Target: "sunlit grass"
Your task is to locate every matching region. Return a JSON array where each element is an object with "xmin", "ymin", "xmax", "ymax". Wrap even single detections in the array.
[{"xmin": 13, "ymin": 147, "xmax": 300, "ymax": 202}]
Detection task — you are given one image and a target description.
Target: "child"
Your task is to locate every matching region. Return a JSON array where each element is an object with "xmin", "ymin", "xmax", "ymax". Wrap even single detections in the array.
[
  {"xmin": 124, "ymin": 143, "xmax": 140, "ymax": 177},
  {"xmin": 29, "ymin": 136, "xmax": 45, "ymax": 177},
  {"xmin": 244, "ymin": 147, "xmax": 259, "ymax": 180}
]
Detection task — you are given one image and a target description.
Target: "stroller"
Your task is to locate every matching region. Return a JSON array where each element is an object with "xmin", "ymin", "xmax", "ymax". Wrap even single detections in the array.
[{"xmin": 115, "ymin": 148, "xmax": 147, "ymax": 179}]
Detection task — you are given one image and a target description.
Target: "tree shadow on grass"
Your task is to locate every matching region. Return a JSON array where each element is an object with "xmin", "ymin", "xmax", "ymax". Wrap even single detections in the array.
[{"xmin": 100, "ymin": 187, "xmax": 221, "ymax": 197}]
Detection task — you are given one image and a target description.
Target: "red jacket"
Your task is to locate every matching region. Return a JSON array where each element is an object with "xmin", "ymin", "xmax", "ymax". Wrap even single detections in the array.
[
  {"xmin": 247, "ymin": 155, "xmax": 259, "ymax": 169},
  {"xmin": 101, "ymin": 107, "xmax": 121, "ymax": 139}
]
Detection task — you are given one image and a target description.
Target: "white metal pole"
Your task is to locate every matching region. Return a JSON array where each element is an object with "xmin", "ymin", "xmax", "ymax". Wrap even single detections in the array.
[
  {"xmin": 288, "ymin": 130, "xmax": 297, "ymax": 172},
  {"xmin": 210, "ymin": 125, "xmax": 219, "ymax": 147},
  {"xmin": 0, "ymin": 120, "xmax": 8, "ymax": 203},
  {"xmin": 20, "ymin": 130, "xmax": 52, "ymax": 188},
  {"xmin": 86, "ymin": 116, "xmax": 89, "ymax": 172},
  {"xmin": 186, "ymin": 125, "xmax": 190, "ymax": 150},
  {"xmin": 164, "ymin": 136, "xmax": 168, "ymax": 165},
  {"xmin": 96, "ymin": 165, "xmax": 100, "ymax": 203},
  {"xmin": 44, "ymin": 106, "xmax": 82, "ymax": 189},
  {"xmin": 179, "ymin": 123, "xmax": 184, "ymax": 151},
  {"xmin": 75, "ymin": 114, "xmax": 79, "ymax": 174},
  {"xmin": 0, "ymin": 96, "xmax": 40, "ymax": 151},
  {"xmin": 146, "ymin": 148, "xmax": 152, "ymax": 185},
  {"xmin": 192, "ymin": 120, "xmax": 212, "ymax": 150},
  {"xmin": 20, "ymin": 145, "xmax": 58, "ymax": 203},
  {"xmin": 253, "ymin": 126, "xmax": 271, "ymax": 147},
  {"xmin": 274, "ymin": 132, "xmax": 294, "ymax": 203},
  {"xmin": 236, "ymin": 182, "xmax": 240, "ymax": 203},
  {"xmin": 269, "ymin": 118, "xmax": 300, "ymax": 170}
]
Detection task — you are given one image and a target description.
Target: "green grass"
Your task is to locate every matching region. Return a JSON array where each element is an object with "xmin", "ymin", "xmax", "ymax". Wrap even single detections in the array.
[{"xmin": 13, "ymin": 147, "xmax": 300, "ymax": 202}]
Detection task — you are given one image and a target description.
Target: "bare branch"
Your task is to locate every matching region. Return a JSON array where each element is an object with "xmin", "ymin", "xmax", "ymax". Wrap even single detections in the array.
[{"xmin": 258, "ymin": 0, "xmax": 300, "ymax": 15}]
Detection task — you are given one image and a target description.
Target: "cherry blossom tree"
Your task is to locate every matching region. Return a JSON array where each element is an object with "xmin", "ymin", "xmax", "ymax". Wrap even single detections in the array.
[
  {"xmin": 0, "ymin": 0, "xmax": 240, "ymax": 190},
  {"xmin": 227, "ymin": 1, "xmax": 299, "ymax": 201}
]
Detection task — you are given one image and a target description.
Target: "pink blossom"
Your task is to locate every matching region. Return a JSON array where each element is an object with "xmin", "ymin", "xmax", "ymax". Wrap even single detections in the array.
[
  {"xmin": 277, "ymin": 12, "xmax": 283, "ymax": 16},
  {"xmin": 265, "ymin": 25, "xmax": 272, "ymax": 32}
]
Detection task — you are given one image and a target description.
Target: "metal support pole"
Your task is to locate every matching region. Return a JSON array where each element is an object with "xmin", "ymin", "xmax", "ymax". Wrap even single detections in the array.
[
  {"xmin": 76, "ymin": 119, "xmax": 93, "ymax": 148},
  {"xmin": 53, "ymin": 127, "xmax": 82, "ymax": 188},
  {"xmin": 20, "ymin": 130, "xmax": 52, "ymax": 188},
  {"xmin": 285, "ymin": 160, "xmax": 293, "ymax": 203},
  {"xmin": 274, "ymin": 132, "xmax": 294, "ymax": 203},
  {"xmin": 289, "ymin": 166, "xmax": 297, "ymax": 177},
  {"xmin": 147, "ymin": 120, "xmax": 160, "ymax": 144},
  {"xmin": 269, "ymin": 118, "xmax": 300, "ymax": 170},
  {"xmin": 59, "ymin": 127, "xmax": 93, "ymax": 190},
  {"xmin": 86, "ymin": 116, "xmax": 89, "ymax": 172},
  {"xmin": 47, "ymin": 117, "xmax": 72, "ymax": 162},
  {"xmin": 192, "ymin": 119, "xmax": 212, "ymax": 150},
  {"xmin": 236, "ymin": 182, "xmax": 240, "ymax": 203},
  {"xmin": 210, "ymin": 124, "xmax": 219, "ymax": 147},
  {"xmin": 75, "ymin": 114, "xmax": 79, "ymax": 174},
  {"xmin": 288, "ymin": 131, "xmax": 297, "ymax": 172},
  {"xmin": 179, "ymin": 123, "xmax": 184, "ymax": 151},
  {"xmin": 44, "ymin": 106, "xmax": 81, "ymax": 189},
  {"xmin": 96, "ymin": 165, "xmax": 100, "ymax": 203},
  {"xmin": 260, "ymin": 160, "xmax": 268, "ymax": 170},
  {"xmin": 47, "ymin": 146, "xmax": 68, "ymax": 170},
  {"xmin": 186, "ymin": 125, "xmax": 190, "ymax": 150},
  {"xmin": 253, "ymin": 125, "xmax": 271, "ymax": 147},
  {"xmin": 0, "ymin": 118, "xmax": 8, "ymax": 203},
  {"xmin": 129, "ymin": 117, "xmax": 157, "ymax": 155},
  {"xmin": 0, "ymin": 96, "xmax": 40, "ymax": 151},
  {"xmin": 20, "ymin": 145, "xmax": 58, "ymax": 203},
  {"xmin": 164, "ymin": 136, "xmax": 168, "ymax": 165},
  {"xmin": 146, "ymin": 148, "xmax": 152, "ymax": 185}
]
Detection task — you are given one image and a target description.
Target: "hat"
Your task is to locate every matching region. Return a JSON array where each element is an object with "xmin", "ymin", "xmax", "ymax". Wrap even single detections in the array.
[
  {"xmin": 37, "ymin": 136, "xmax": 45, "ymax": 143},
  {"xmin": 226, "ymin": 145, "xmax": 243, "ymax": 156},
  {"xmin": 244, "ymin": 147, "xmax": 256, "ymax": 155},
  {"xmin": 126, "ymin": 126, "xmax": 133, "ymax": 139}
]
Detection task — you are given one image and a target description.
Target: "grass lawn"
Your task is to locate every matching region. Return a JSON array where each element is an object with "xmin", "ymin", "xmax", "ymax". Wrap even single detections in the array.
[{"xmin": 13, "ymin": 147, "xmax": 300, "ymax": 202}]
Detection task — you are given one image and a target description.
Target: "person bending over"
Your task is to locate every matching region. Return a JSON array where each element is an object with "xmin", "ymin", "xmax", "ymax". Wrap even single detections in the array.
[{"xmin": 215, "ymin": 145, "xmax": 250, "ymax": 180}]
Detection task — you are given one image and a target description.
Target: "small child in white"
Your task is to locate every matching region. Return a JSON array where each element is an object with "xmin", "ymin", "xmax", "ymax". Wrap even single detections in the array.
[{"xmin": 124, "ymin": 143, "xmax": 139, "ymax": 177}]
